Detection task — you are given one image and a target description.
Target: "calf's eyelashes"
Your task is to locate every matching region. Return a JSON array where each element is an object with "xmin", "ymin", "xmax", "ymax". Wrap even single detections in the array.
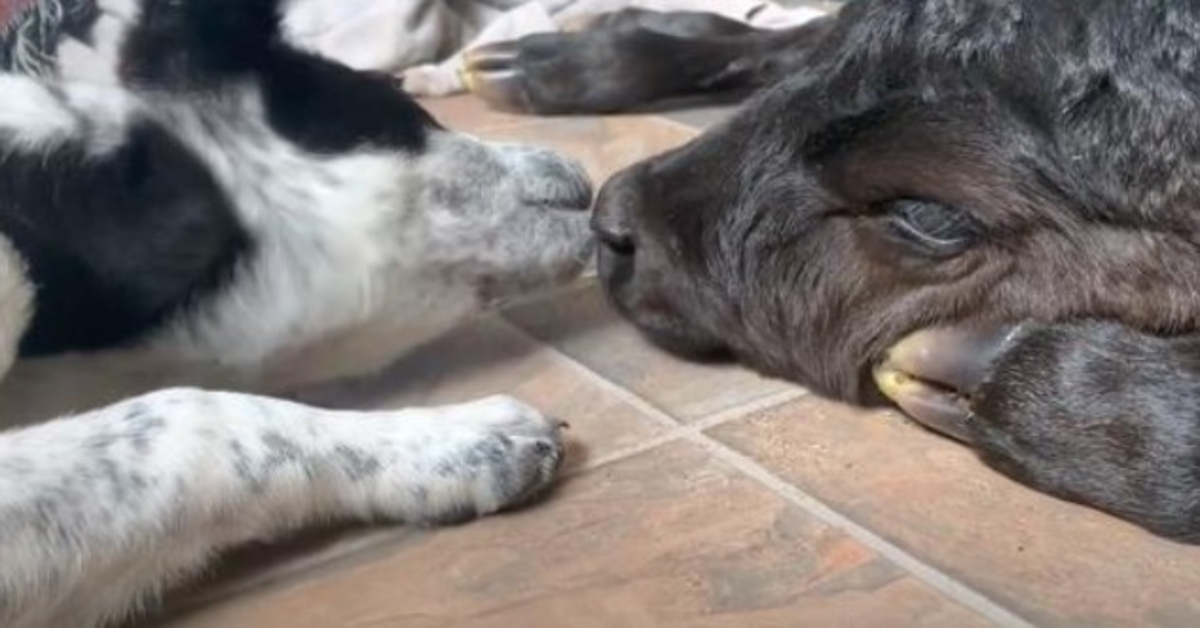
[{"xmin": 877, "ymin": 198, "xmax": 982, "ymax": 257}]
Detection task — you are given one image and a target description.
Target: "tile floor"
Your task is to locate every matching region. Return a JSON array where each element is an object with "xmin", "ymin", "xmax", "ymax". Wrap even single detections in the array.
[{"xmin": 154, "ymin": 96, "xmax": 1200, "ymax": 628}]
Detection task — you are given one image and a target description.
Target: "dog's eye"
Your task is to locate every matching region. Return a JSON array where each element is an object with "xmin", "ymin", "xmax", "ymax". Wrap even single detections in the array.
[{"xmin": 881, "ymin": 199, "xmax": 980, "ymax": 256}]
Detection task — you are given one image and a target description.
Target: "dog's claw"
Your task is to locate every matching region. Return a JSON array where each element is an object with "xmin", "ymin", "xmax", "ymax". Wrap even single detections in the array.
[
  {"xmin": 874, "ymin": 323, "xmax": 1026, "ymax": 443},
  {"xmin": 462, "ymin": 43, "xmax": 536, "ymax": 112}
]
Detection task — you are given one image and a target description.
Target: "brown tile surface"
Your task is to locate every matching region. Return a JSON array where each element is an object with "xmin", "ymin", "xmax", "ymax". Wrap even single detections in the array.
[
  {"xmin": 710, "ymin": 397, "xmax": 1200, "ymax": 627},
  {"xmin": 151, "ymin": 315, "xmax": 670, "ymax": 621},
  {"xmin": 785, "ymin": 0, "xmax": 844, "ymax": 10},
  {"xmin": 663, "ymin": 103, "xmax": 741, "ymax": 131},
  {"xmin": 469, "ymin": 115, "xmax": 699, "ymax": 184},
  {"xmin": 421, "ymin": 94, "xmax": 700, "ymax": 184},
  {"xmin": 165, "ymin": 442, "xmax": 990, "ymax": 628},
  {"xmin": 296, "ymin": 314, "xmax": 668, "ymax": 474},
  {"xmin": 505, "ymin": 282, "xmax": 803, "ymax": 423},
  {"xmin": 419, "ymin": 95, "xmax": 539, "ymax": 133}
]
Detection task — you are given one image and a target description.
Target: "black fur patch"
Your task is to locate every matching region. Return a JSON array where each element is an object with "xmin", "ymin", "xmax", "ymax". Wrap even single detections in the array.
[
  {"xmin": 0, "ymin": 122, "xmax": 250, "ymax": 356},
  {"xmin": 2, "ymin": 0, "xmax": 446, "ymax": 356},
  {"xmin": 120, "ymin": 0, "xmax": 438, "ymax": 154},
  {"xmin": 259, "ymin": 50, "xmax": 440, "ymax": 154}
]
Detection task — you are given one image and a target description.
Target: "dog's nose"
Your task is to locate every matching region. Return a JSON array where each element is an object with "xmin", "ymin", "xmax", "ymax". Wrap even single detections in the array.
[
  {"xmin": 496, "ymin": 144, "xmax": 594, "ymax": 210},
  {"xmin": 527, "ymin": 150, "xmax": 593, "ymax": 211},
  {"xmin": 591, "ymin": 168, "xmax": 640, "ymax": 253}
]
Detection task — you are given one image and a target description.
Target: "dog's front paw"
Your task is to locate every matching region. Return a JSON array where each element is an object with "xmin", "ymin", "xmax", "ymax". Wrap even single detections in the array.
[{"xmin": 379, "ymin": 396, "xmax": 567, "ymax": 525}]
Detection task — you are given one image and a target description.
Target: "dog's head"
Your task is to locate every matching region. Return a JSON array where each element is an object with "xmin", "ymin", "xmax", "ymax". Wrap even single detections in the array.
[
  {"xmin": 0, "ymin": 0, "xmax": 595, "ymax": 371},
  {"xmin": 106, "ymin": 0, "xmax": 595, "ymax": 309},
  {"xmin": 595, "ymin": 0, "xmax": 1200, "ymax": 400}
]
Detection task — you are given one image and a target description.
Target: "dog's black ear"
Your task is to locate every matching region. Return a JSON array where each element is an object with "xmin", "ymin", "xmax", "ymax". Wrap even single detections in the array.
[{"xmin": 120, "ymin": 0, "xmax": 285, "ymax": 85}]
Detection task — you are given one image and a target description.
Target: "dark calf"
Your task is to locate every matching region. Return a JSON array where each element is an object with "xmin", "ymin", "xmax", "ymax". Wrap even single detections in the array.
[{"xmin": 592, "ymin": 0, "xmax": 1200, "ymax": 542}]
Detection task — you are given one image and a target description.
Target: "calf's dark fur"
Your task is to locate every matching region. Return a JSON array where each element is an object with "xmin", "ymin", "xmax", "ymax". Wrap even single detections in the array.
[{"xmin": 580, "ymin": 0, "xmax": 1200, "ymax": 542}]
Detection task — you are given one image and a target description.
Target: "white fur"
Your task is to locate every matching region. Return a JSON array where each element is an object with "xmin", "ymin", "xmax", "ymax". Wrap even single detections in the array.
[
  {"xmin": 140, "ymin": 85, "xmax": 590, "ymax": 382},
  {"xmin": 0, "ymin": 390, "xmax": 563, "ymax": 628},
  {"xmin": 0, "ymin": 77, "xmax": 79, "ymax": 149},
  {"xmin": 0, "ymin": 24, "xmax": 591, "ymax": 628},
  {"xmin": 0, "ymin": 240, "xmax": 32, "ymax": 382},
  {"xmin": 0, "ymin": 77, "xmax": 135, "ymax": 154},
  {"xmin": 151, "ymin": 88, "xmax": 438, "ymax": 368}
]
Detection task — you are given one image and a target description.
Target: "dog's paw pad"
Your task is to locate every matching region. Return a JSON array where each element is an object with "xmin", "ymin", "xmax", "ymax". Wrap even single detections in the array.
[{"xmin": 403, "ymin": 396, "xmax": 566, "ymax": 524}]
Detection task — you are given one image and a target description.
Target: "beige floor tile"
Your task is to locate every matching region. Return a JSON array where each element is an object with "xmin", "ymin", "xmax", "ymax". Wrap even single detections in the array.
[
  {"xmin": 151, "ymin": 315, "xmax": 669, "ymax": 620},
  {"xmin": 295, "ymin": 314, "xmax": 669, "ymax": 473},
  {"xmin": 419, "ymin": 95, "xmax": 538, "ymax": 133},
  {"xmin": 422, "ymin": 95, "xmax": 699, "ymax": 184},
  {"xmin": 709, "ymin": 396, "xmax": 1200, "ymax": 627},
  {"xmin": 505, "ymin": 283, "xmax": 804, "ymax": 423},
  {"xmin": 663, "ymin": 103, "xmax": 742, "ymax": 131},
  {"xmin": 164, "ymin": 442, "xmax": 990, "ymax": 628},
  {"xmin": 786, "ymin": 0, "xmax": 844, "ymax": 10},
  {"xmin": 460, "ymin": 114, "xmax": 698, "ymax": 184}
]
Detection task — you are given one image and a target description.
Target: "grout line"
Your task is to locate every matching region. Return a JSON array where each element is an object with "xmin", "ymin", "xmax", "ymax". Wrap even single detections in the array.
[
  {"xmin": 567, "ymin": 390, "xmax": 804, "ymax": 475},
  {"xmin": 498, "ymin": 315, "xmax": 806, "ymax": 473},
  {"xmin": 700, "ymin": 387, "xmax": 811, "ymax": 423},
  {"xmin": 567, "ymin": 430, "xmax": 680, "ymax": 475},
  {"xmin": 498, "ymin": 317, "xmax": 804, "ymax": 430},
  {"xmin": 499, "ymin": 319, "xmax": 1035, "ymax": 628},
  {"xmin": 684, "ymin": 431, "xmax": 1035, "ymax": 628}
]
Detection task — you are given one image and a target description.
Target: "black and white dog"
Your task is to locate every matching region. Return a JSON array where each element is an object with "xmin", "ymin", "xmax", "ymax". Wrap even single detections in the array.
[{"xmin": 0, "ymin": 0, "xmax": 595, "ymax": 626}]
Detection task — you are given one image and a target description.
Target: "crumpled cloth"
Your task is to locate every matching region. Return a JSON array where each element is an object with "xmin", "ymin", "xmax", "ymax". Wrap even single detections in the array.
[
  {"xmin": 0, "ymin": 0, "xmax": 95, "ymax": 76},
  {"xmin": 287, "ymin": 0, "xmax": 825, "ymax": 96},
  {"xmin": 2, "ymin": 0, "xmax": 824, "ymax": 97}
]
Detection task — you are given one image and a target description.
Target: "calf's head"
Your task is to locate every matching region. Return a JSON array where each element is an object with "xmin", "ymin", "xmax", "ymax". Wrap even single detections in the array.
[
  {"xmin": 594, "ymin": 0, "xmax": 1200, "ymax": 538},
  {"xmin": 597, "ymin": 0, "xmax": 1200, "ymax": 401}
]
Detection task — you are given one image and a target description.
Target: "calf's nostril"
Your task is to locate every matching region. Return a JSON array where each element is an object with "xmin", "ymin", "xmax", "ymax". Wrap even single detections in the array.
[
  {"xmin": 591, "ymin": 171, "xmax": 643, "ymax": 254},
  {"xmin": 591, "ymin": 214, "xmax": 635, "ymax": 253},
  {"xmin": 559, "ymin": 159, "xmax": 594, "ymax": 211}
]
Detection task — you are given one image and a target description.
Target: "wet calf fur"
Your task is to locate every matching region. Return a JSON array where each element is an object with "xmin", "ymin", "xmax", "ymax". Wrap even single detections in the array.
[{"xmin": 591, "ymin": 0, "xmax": 1200, "ymax": 542}]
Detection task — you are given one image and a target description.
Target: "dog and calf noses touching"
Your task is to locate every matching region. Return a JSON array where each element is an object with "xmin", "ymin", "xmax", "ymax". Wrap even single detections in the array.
[{"xmin": 6, "ymin": 0, "xmax": 1200, "ymax": 625}]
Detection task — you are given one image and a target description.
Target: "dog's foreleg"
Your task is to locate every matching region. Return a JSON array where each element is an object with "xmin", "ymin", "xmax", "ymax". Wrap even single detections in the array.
[{"xmin": 0, "ymin": 389, "xmax": 564, "ymax": 628}]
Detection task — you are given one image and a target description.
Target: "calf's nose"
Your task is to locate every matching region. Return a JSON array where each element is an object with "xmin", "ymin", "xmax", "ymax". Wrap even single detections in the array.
[{"xmin": 591, "ymin": 167, "xmax": 642, "ymax": 253}]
